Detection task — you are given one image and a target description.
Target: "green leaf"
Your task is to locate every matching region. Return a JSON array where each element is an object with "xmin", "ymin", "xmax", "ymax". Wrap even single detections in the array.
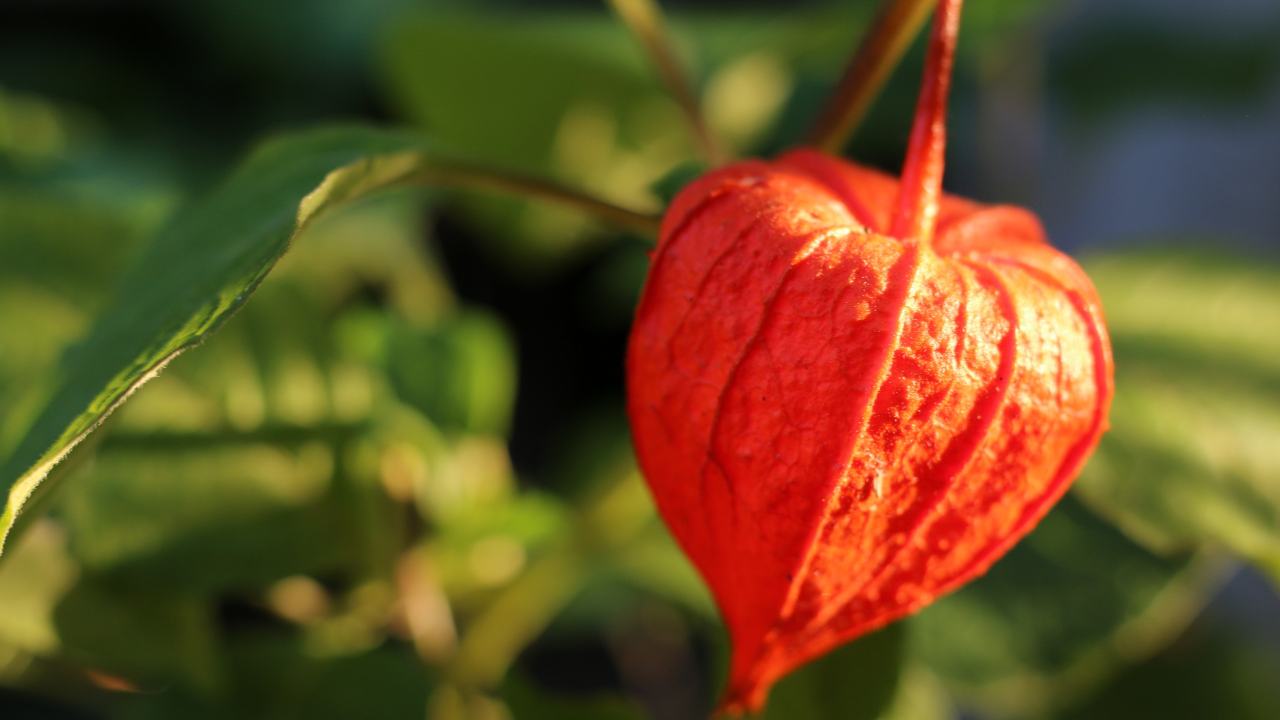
[
  {"xmin": 380, "ymin": 12, "xmax": 665, "ymax": 177},
  {"xmin": 379, "ymin": 11, "xmax": 679, "ymax": 265},
  {"xmin": 0, "ymin": 183, "xmax": 156, "ymax": 452},
  {"xmin": 1076, "ymin": 250, "xmax": 1280, "ymax": 579},
  {"xmin": 1055, "ymin": 619, "xmax": 1280, "ymax": 720},
  {"xmin": 386, "ymin": 311, "xmax": 518, "ymax": 437},
  {"xmin": 111, "ymin": 631, "xmax": 434, "ymax": 720},
  {"xmin": 53, "ymin": 579, "xmax": 219, "ymax": 692},
  {"xmin": 60, "ymin": 439, "xmax": 357, "ymax": 593},
  {"xmin": 911, "ymin": 495, "xmax": 1219, "ymax": 717},
  {"xmin": 763, "ymin": 623, "xmax": 905, "ymax": 720},
  {"xmin": 375, "ymin": 6, "xmax": 856, "ymax": 262},
  {"xmin": 431, "ymin": 491, "xmax": 569, "ymax": 606},
  {"xmin": 608, "ymin": 522, "xmax": 715, "ymax": 619},
  {"xmin": 0, "ymin": 126, "xmax": 438, "ymax": 557},
  {"xmin": 0, "ymin": 185, "xmax": 147, "ymax": 303},
  {"xmin": 0, "ymin": 521, "xmax": 77, "ymax": 656},
  {"xmin": 223, "ymin": 635, "xmax": 433, "ymax": 720}
]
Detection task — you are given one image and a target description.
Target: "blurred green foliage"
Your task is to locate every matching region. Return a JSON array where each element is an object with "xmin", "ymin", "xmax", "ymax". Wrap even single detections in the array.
[
  {"xmin": 1079, "ymin": 252, "xmax": 1280, "ymax": 579},
  {"xmin": 1, "ymin": 1, "xmax": 1279, "ymax": 719}
]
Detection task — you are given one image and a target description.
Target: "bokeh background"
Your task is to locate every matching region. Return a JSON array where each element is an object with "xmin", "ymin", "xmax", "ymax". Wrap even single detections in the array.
[{"xmin": 1, "ymin": 0, "xmax": 1278, "ymax": 718}]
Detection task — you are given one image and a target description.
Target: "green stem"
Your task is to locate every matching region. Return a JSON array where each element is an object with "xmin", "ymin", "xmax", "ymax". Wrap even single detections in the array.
[
  {"xmin": 807, "ymin": 0, "xmax": 938, "ymax": 153},
  {"xmin": 607, "ymin": 0, "xmax": 727, "ymax": 164},
  {"xmin": 446, "ymin": 475, "xmax": 653, "ymax": 690},
  {"xmin": 449, "ymin": 545, "xmax": 585, "ymax": 689},
  {"xmin": 411, "ymin": 162, "xmax": 662, "ymax": 236}
]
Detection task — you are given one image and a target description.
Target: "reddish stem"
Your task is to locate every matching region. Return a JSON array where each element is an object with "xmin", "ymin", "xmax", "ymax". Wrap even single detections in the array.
[
  {"xmin": 890, "ymin": 0, "xmax": 963, "ymax": 244},
  {"xmin": 807, "ymin": 0, "xmax": 937, "ymax": 153}
]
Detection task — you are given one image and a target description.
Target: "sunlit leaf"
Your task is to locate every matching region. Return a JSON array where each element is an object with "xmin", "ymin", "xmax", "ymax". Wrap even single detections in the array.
[
  {"xmin": 1077, "ymin": 250, "xmax": 1280, "ymax": 579},
  {"xmin": 376, "ymin": 6, "xmax": 861, "ymax": 263},
  {"xmin": 0, "ymin": 183, "xmax": 156, "ymax": 452},
  {"xmin": 60, "ymin": 439, "xmax": 357, "ymax": 593},
  {"xmin": 380, "ymin": 12, "xmax": 665, "ymax": 177},
  {"xmin": 0, "ymin": 126, "xmax": 443, "ymax": 557},
  {"xmin": 0, "ymin": 522, "xmax": 77, "ymax": 656},
  {"xmin": 911, "ymin": 496, "xmax": 1219, "ymax": 717},
  {"xmin": 431, "ymin": 491, "xmax": 568, "ymax": 606}
]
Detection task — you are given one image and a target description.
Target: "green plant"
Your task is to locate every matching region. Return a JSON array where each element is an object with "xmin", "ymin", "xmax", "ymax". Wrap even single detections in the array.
[{"xmin": 0, "ymin": 1, "xmax": 1277, "ymax": 718}]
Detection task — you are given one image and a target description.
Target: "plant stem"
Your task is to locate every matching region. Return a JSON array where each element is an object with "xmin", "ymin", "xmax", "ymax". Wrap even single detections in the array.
[
  {"xmin": 411, "ymin": 163, "xmax": 662, "ymax": 236},
  {"xmin": 446, "ymin": 475, "xmax": 653, "ymax": 691},
  {"xmin": 890, "ymin": 0, "xmax": 962, "ymax": 243},
  {"xmin": 607, "ymin": 0, "xmax": 726, "ymax": 164},
  {"xmin": 807, "ymin": 0, "xmax": 938, "ymax": 153}
]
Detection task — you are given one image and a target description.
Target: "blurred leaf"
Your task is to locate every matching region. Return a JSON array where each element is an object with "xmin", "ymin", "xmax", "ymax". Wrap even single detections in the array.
[
  {"xmin": 1055, "ymin": 620, "xmax": 1280, "ymax": 720},
  {"xmin": 0, "ymin": 522, "xmax": 77, "ymax": 656},
  {"xmin": 380, "ymin": 12, "xmax": 664, "ymax": 177},
  {"xmin": 911, "ymin": 496, "xmax": 1218, "ymax": 717},
  {"xmin": 101, "ymin": 279, "xmax": 345, "ymax": 436},
  {"xmin": 386, "ymin": 311, "xmax": 518, "ymax": 437},
  {"xmin": 223, "ymin": 635, "xmax": 432, "ymax": 720},
  {"xmin": 111, "ymin": 632, "xmax": 432, "ymax": 720},
  {"xmin": 1077, "ymin": 250, "xmax": 1280, "ymax": 579},
  {"xmin": 269, "ymin": 193, "xmax": 453, "ymax": 323},
  {"xmin": 0, "ymin": 87, "xmax": 86, "ymax": 168},
  {"xmin": 878, "ymin": 666, "xmax": 954, "ymax": 720},
  {"xmin": 512, "ymin": 413, "xmax": 712, "ymax": 637},
  {"xmin": 60, "ymin": 440, "xmax": 357, "ymax": 593},
  {"xmin": 0, "ymin": 284, "xmax": 86, "ymax": 457},
  {"xmin": 0, "ymin": 181, "xmax": 157, "ymax": 452},
  {"xmin": 0, "ymin": 186, "xmax": 144, "ymax": 302},
  {"xmin": 54, "ymin": 580, "xmax": 218, "ymax": 692},
  {"xmin": 380, "ymin": 11, "xmax": 680, "ymax": 265},
  {"xmin": 376, "ymin": 6, "xmax": 865, "ymax": 263},
  {"xmin": 763, "ymin": 623, "xmax": 905, "ymax": 720},
  {"xmin": 41, "ymin": 262, "xmax": 420, "ymax": 593},
  {"xmin": 432, "ymin": 491, "xmax": 568, "ymax": 607},
  {"xmin": 0, "ymin": 125, "xmax": 446, "ymax": 557},
  {"xmin": 608, "ymin": 521, "xmax": 714, "ymax": 619}
]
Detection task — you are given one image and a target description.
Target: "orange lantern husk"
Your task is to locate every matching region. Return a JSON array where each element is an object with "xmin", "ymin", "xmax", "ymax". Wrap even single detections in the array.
[{"xmin": 626, "ymin": 0, "xmax": 1114, "ymax": 713}]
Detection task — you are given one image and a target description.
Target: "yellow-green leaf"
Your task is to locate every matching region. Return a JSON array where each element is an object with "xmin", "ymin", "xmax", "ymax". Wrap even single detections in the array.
[{"xmin": 0, "ymin": 126, "xmax": 437, "ymax": 556}]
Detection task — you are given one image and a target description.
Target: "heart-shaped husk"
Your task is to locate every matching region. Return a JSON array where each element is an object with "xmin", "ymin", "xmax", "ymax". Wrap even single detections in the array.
[{"xmin": 625, "ymin": 0, "xmax": 1113, "ymax": 713}]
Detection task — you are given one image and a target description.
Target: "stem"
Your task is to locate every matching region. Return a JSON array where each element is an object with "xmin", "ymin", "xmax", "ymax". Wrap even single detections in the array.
[
  {"xmin": 890, "ymin": 0, "xmax": 963, "ymax": 244},
  {"xmin": 807, "ymin": 0, "xmax": 938, "ymax": 154},
  {"xmin": 449, "ymin": 545, "xmax": 585, "ymax": 688},
  {"xmin": 447, "ymin": 475, "xmax": 652, "ymax": 690},
  {"xmin": 607, "ymin": 0, "xmax": 726, "ymax": 164},
  {"xmin": 411, "ymin": 163, "xmax": 662, "ymax": 236}
]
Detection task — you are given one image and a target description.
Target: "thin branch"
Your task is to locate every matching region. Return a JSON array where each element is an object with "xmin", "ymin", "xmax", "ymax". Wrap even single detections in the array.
[
  {"xmin": 807, "ymin": 0, "xmax": 938, "ymax": 153},
  {"xmin": 410, "ymin": 163, "xmax": 662, "ymax": 236},
  {"xmin": 607, "ymin": 0, "xmax": 726, "ymax": 164},
  {"xmin": 890, "ymin": 0, "xmax": 962, "ymax": 243}
]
